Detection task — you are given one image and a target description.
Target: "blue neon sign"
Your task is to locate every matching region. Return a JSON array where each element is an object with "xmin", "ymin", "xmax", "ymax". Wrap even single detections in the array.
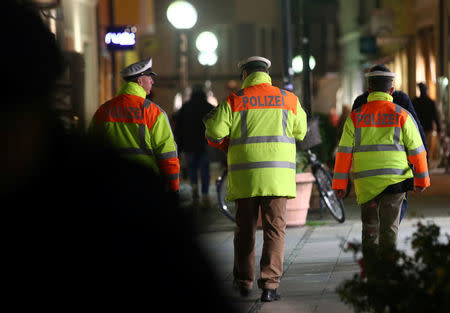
[{"xmin": 105, "ymin": 26, "xmax": 137, "ymax": 50}]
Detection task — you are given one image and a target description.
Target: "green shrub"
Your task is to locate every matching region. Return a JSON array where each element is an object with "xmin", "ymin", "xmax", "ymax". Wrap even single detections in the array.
[{"xmin": 337, "ymin": 222, "xmax": 450, "ymax": 313}]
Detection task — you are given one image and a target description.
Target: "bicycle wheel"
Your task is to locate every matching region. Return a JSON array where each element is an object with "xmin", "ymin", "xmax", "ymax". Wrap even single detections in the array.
[
  {"xmin": 313, "ymin": 166, "xmax": 345, "ymax": 223},
  {"xmin": 216, "ymin": 170, "xmax": 237, "ymax": 222}
]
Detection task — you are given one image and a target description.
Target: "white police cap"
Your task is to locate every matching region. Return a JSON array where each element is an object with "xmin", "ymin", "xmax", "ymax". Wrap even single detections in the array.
[
  {"xmin": 120, "ymin": 58, "xmax": 156, "ymax": 80},
  {"xmin": 365, "ymin": 71, "xmax": 396, "ymax": 78},
  {"xmin": 237, "ymin": 56, "xmax": 271, "ymax": 71},
  {"xmin": 364, "ymin": 64, "xmax": 396, "ymax": 78}
]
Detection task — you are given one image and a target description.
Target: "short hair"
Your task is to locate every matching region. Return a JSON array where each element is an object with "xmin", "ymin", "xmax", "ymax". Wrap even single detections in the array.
[
  {"xmin": 368, "ymin": 77, "xmax": 393, "ymax": 92},
  {"xmin": 367, "ymin": 64, "xmax": 394, "ymax": 92},
  {"xmin": 245, "ymin": 65, "xmax": 268, "ymax": 75}
]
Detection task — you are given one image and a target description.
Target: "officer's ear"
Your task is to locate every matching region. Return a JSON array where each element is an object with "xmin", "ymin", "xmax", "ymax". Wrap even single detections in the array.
[
  {"xmin": 388, "ymin": 86, "xmax": 395, "ymax": 95},
  {"xmin": 136, "ymin": 76, "xmax": 145, "ymax": 87}
]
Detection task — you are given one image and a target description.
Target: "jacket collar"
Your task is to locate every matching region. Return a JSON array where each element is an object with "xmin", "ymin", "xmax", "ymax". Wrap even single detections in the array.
[
  {"xmin": 367, "ymin": 91, "xmax": 393, "ymax": 103},
  {"xmin": 117, "ymin": 82, "xmax": 147, "ymax": 99},
  {"xmin": 242, "ymin": 72, "xmax": 272, "ymax": 89}
]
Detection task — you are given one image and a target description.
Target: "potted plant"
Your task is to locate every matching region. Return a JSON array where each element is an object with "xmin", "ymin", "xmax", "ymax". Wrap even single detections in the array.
[
  {"xmin": 257, "ymin": 150, "xmax": 315, "ymax": 227},
  {"xmin": 285, "ymin": 150, "xmax": 315, "ymax": 226}
]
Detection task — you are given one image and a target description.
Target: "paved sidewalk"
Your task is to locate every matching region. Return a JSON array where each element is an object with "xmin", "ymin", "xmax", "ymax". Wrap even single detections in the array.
[{"xmin": 195, "ymin": 194, "xmax": 450, "ymax": 313}]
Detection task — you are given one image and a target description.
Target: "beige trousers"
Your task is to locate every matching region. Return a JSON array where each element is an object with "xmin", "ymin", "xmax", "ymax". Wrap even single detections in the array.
[{"xmin": 233, "ymin": 197, "xmax": 287, "ymax": 290}]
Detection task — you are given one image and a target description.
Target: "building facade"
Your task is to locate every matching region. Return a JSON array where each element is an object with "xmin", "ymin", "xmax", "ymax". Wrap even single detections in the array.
[{"xmin": 339, "ymin": 0, "xmax": 449, "ymax": 125}]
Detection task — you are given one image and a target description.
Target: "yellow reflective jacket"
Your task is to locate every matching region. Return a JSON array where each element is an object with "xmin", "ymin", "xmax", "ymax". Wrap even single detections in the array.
[
  {"xmin": 89, "ymin": 82, "xmax": 180, "ymax": 191},
  {"xmin": 332, "ymin": 92, "xmax": 430, "ymax": 204},
  {"xmin": 204, "ymin": 72, "xmax": 307, "ymax": 200}
]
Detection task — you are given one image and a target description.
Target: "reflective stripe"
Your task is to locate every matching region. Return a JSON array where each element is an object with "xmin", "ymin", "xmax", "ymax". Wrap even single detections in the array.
[
  {"xmin": 167, "ymin": 173, "xmax": 180, "ymax": 180},
  {"xmin": 354, "ymin": 144, "xmax": 405, "ymax": 152},
  {"xmin": 355, "ymin": 127, "xmax": 361, "ymax": 146},
  {"xmin": 231, "ymin": 101, "xmax": 294, "ymax": 146},
  {"xmin": 139, "ymin": 124, "xmax": 147, "ymax": 149},
  {"xmin": 408, "ymin": 144, "xmax": 425, "ymax": 156},
  {"xmin": 229, "ymin": 135, "xmax": 295, "ymax": 146},
  {"xmin": 333, "ymin": 172, "xmax": 349, "ymax": 179},
  {"xmin": 354, "ymin": 168, "xmax": 408, "ymax": 179},
  {"xmin": 206, "ymin": 134, "xmax": 226, "ymax": 144},
  {"xmin": 393, "ymin": 127, "xmax": 401, "ymax": 145},
  {"xmin": 157, "ymin": 151, "xmax": 178, "ymax": 159},
  {"xmin": 143, "ymin": 99, "xmax": 152, "ymax": 109},
  {"xmin": 395, "ymin": 104, "xmax": 402, "ymax": 114},
  {"xmin": 229, "ymin": 161, "xmax": 296, "ymax": 171},
  {"xmin": 282, "ymin": 109, "xmax": 289, "ymax": 136},
  {"xmin": 415, "ymin": 170, "xmax": 429, "ymax": 179},
  {"xmin": 240, "ymin": 111, "xmax": 248, "ymax": 138},
  {"xmin": 278, "ymin": 88, "xmax": 287, "ymax": 96},
  {"xmin": 116, "ymin": 147, "xmax": 154, "ymax": 156},
  {"xmin": 337, "ymin": 146, "xmax": 353, "ymax": 153}
]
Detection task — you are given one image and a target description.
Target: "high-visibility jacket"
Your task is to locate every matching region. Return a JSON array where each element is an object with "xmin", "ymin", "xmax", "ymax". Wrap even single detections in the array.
[
  {"xmin": 89, "ymin": 82, "xmax": 180, "ymax": 191},
  {"xmin": 332, "ymin": 92, "xmax": 430, "ymax": 204},
  {"xmin": 204, "ymin": 72, "xmax": 307, "ymax": 200}
]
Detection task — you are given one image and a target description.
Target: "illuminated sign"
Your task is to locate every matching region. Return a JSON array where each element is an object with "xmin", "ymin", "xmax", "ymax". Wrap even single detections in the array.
[{"xmin": 105, "ymin": 26, "xmax": 137, "ymax": 50}]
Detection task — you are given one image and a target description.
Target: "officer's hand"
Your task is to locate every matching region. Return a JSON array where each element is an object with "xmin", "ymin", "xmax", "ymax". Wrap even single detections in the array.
[
  {"xmin": 334, "ymin": 189, "xmax": 346, "ymax": 199},
  {"xmin": 414, "ymin": 186, "xmax": 426, "ymax": 193}
]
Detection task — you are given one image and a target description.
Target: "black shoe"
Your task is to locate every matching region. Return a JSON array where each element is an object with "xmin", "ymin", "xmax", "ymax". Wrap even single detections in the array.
[
  {"xmin": 261, "ymin": 288, "xmax": 281, "ymax": 302},
  {"xmin": 239, "ymin": 287, "xmax": 251, "ymax": 297},
  {"xmin": 233, "ymin": 281, "xmax": 251, "ymax": 297}
]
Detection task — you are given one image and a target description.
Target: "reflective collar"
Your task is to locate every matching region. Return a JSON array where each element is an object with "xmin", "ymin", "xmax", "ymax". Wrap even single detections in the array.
[
  {"xmin": 242, "ymin": 72, "xmax": 272, "ymax": 89},
  {"xmin": 117, "ymin": 81, "xmax": 147, "ymax": 99},
  {"xmin": 367, "ymin": 91, "xmax": 393, "ymax": 103}
]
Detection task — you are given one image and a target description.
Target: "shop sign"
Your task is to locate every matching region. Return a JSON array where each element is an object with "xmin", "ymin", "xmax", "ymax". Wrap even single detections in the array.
[{"xmin": 105, "ymin": 26, "xmax": 137, "ymax": 50}]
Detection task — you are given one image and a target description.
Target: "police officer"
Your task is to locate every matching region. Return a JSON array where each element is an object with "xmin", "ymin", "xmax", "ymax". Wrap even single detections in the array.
[
  {"xmin": 89, "ymin": 58, "xmax": 180, "ymax": 191},
  {"xmin": 332, "ymin": 65, "xmax": 430, "ymax": 259},
  {"xmin": 204, "ymin": 56, "xmax": 307, "ymax": 302}
]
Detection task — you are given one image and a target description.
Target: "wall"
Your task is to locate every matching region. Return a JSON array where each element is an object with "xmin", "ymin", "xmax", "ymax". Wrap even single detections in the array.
[{"xmin": 62, "ymin": 0, "xmax": 99, "ymax": 130}]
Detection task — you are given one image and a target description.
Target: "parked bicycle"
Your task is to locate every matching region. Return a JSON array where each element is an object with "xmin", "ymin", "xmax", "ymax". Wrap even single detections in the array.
[{"xmin": 216, "ymin": 149, "xmax": 346, "ymax": 224}]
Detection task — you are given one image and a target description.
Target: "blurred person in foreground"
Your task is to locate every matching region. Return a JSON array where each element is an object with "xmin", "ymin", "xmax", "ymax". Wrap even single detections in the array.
[
  {"xmin": 173, "ymin": 84, "xmax": 214, "ymax": 207},
  {"xmin": 89, "ymin": 57, "xmax": 180, "ymax": 192},
  {"xmin": 1, "ymin": 1, "xmax": 239, "ymax": 311},
  {"xmin": 412, "ymin": 82, "xmax": 443, "ymax": 163},
  {"xmin": 204, "ymin": 56, "xmax": 307, "ymax": 302},
  {"xmin": 332, "ymin": 65, "xmax": 430, "ymax": 261}
]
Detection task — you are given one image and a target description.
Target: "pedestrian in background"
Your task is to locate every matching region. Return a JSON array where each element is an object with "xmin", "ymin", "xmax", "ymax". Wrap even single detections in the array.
[
  {"xmin": 412, "ymin": 82, "xmax": 443, "ymax": 163},
  {"xmin": 204, "ymin": 56, "xmax": 307, "ymax": 302},
  {"xmin": 89, "ymin": 58, "xmax": 180, "ymax": 192},
  {"xmin": 333, "ymin": 65, "xmax": 430, "ymax": 262},
  {"xmin": 174, "ymin": 84, "xmax": 214, "ymax": 207}
]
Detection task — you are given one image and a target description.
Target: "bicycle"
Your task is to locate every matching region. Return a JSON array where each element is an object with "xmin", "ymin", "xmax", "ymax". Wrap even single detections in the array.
[{"xmin": 216, "ymin": 149, "xmax": 346, "ymax": 223}]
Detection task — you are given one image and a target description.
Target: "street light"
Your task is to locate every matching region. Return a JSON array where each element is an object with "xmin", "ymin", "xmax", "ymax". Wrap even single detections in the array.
[
  {"xmin": 195, "ymin": 31, "xmax": 218, "ymax": 52},
  {"xmin": 196, "ymin": 31, "xmax": 219, "ymax": 106},
  {"xmin": 166, "ymin": 1, "xmax": 197, "ymax": 29},
  {"xmin": 198, "ymin": 51, "xmax": 218, "ymax": 66},
  {"xmin": 166, "ymin": 0, "xmax": 197, "ymax": 102},
  {"xmin": 292, "ymin": 54, "xmax": 316, "ymax": 74},
  {"xmin": 196, "ymin": 31, "xmax": 218, "ymax": 66}
]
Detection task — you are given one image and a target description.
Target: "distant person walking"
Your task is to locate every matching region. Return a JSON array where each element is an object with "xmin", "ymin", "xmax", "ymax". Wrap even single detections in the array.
[
  {"xmin": 204, "ymin": 56, "xmax": 307, "ymax": 302},
  {"xmin": 412, "ymin": 82, "xmax": 443, "ymax": 163},
  {"xmin": 174, "ymin": 85, "xmax": 214, "ymax": 206},
  {"xmin": 89, "ymin": 58, "xmax": 180, "ymax": 191}
]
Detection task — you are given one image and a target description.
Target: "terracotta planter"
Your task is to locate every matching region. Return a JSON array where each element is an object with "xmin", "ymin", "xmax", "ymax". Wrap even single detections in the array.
[{"xmin": 257, "ymin": 172, "xmax": 315, "ymax": 228}]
